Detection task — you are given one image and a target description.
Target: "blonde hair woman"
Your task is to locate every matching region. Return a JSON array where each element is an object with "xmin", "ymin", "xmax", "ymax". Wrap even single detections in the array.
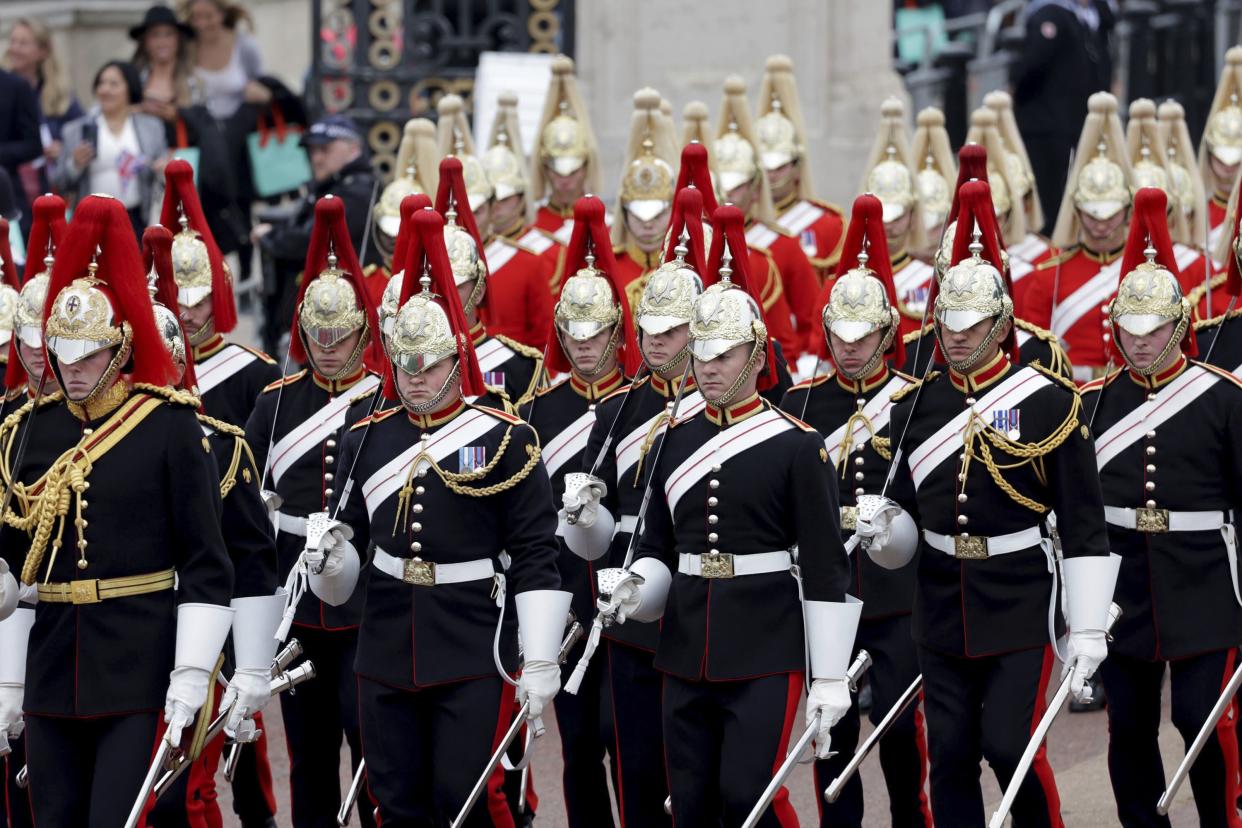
[{"xmin": 4, "ymin": 17, "xmax": 83, "ymax": 180}]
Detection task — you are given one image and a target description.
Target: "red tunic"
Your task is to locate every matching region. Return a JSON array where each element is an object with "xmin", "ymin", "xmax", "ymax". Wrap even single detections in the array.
[
  {"xmin": 1022, "ymin": 246, "xmax": 1122, "ymax": 379},
  {"xmin": 772, "ymin": 196, "xmax": 847, "ymax": 284},
  {"xmin": 890, "ymin": 253, "xmax": 937, "ymax": 341},
  {"xmin": 745, "ymin": 220, "xmax": 820, "ymax": 355},
  {"xmin": 612, "ymin": 244, "xmax": 664, "ymax": 316},
  {"xmin": 746, "ymin": 245, "xmax": 800, "ymax": 360},
  {"xmin": 1007, "ymin": 233, "xmax": 1055, "ymax": 318},
  {"xmin": 480, "ymin": 235, "xmax": 555, "ymax": 349}
]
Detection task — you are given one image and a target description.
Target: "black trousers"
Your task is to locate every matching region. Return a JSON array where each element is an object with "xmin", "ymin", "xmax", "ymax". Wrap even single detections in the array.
[
  {"xmin": 919, "ymin": 644, "xmax": 1063, "ymax": 828},
  {"xmin": 358, "ymin": 674, "xmax": 516, "ymax": 827},
  {"xmin": 552, "ymin": 636, "xmax": 616, "ymax": 827},
  {"xmin": 24, "ymin": 712, "xmax": 158, "ymax": 827},
  {"xmin": 663, "ymin": 671, "xmax": 803, "ymax": 828},
  {"xmin": 2, "ymin": 734, "xmax": 32, "ymax": 828},
  {"xmin": 229, "ymin": 718, "xmax": 278, "ymax": 825},
  {"xmin": 606, "ymin": 641, "xmax": 670, "ymax": 828},
  {"xmin": 280, "ymin": 626, "xmax": 371, "ymax": 828},
  {"xmin": 814, "ymin": 614, "xmax": 932, "ymax": 827},
  {"xmin": 1101, "ymin": 648, "xmax": 1241, "ymax": 828}
]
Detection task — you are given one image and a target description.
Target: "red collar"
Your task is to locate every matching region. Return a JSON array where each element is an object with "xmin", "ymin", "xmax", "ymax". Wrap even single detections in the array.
[
  {"xmin": 1128, "ymin": 354, "xmax": 1187, "ymax": 389},
  {"xmin": 1081, "ymin": 244, "xmax": 1124, "ymax": 265},
  {"xmin": 544, "ymin": 202, "xmax": 574, "ymax": 219},
  {"xmin": 192, "ymin": 332, "xmax": 226, "ymax": 361},
  {"xmin": 949, "ymin": 351, "xmax": 1010, "ymax": 393},
  {"xmin": 570, "ymin": 368, "xmax": 624, "ymax": 400},
  {"xmin": 705, "ymin": 393, "xmax": 764, "ymax": 427},
  {"xmin": 497, "ymin": 216, "xmax": 527, "ymax": 241},
  {"xmin": 836, "ymin": 364, "xmax": 890, "ymax": 394},
  {"xmin": 313, "ymin": 366, "xmax": 367, "ymax": 394},
  {"xmin": 469, "ymin": 321, "xmax": 488, "ymax": 348},
  {"xmin": 407, "ymin": 396, "xmax": 466, "ymax": 429},
  {"xmin": 650, "ymin": 371, "xmax": 695, "ymax": 398}
]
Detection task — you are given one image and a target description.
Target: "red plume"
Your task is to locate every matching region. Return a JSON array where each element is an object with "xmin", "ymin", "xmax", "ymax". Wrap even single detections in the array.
[
  {"xmin": 160, "ymin": 159, "xmax": 236, "ymax": 332},
  {"xmin": 0, "ymin": 220, "xmax": 18, "ymax": 291},
  {"xmin": 143, "ymin": 225, "xmax": 199, "ymax": 393},
  {"xmin": 382, "ymin": 207, "xmax": 486, "ymax": 400},
  {"xmin": 391, "ymin": 193, "xmax": 433, "ymax": 276},
  {"xmin": 704, "ymin": 204, "xmax": 779, "ymax": 391},
  {"xmin": 23, "ymin": 195, "xmax": 66, "ymax": 283},
  {"xmin": 544, "ymin": 196, "xmax": 642, "ymax": 377},
  {"xmin": 673, "ymin": 142, "xmax": 719, "ymax": 218},
  {"xmin": 433, "ymin": 157, "xmax": 489, "ymax": 272},
  {"xmin": 948, "ymin": 143, "xmax": 989, "ymax": 223},
  {"xmin": 662, "ymin": 186, "xmax": 709, "ymax": 276},
  {"xmin": 289, "ymin": 196, "xmax": 384, "ymax": 371},
  {"xmin": 42, "ymin": 196, "xmax": 175, "ymax": 386},
  {"xmin": 809, "ymin": 195, "xmax": 904, "ymax": 367},
  {"xmin": 1116, "ymin": 187, "xmax": 1196, "ymax": 357}
]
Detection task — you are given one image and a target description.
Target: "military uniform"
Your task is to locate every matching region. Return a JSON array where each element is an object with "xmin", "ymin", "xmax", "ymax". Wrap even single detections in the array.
[
  {"xmin": 901, "ymin": 318, "xmax": 1071, "ymax": 380},
  {"xmin": 480, "ymin": 233, "xmax": 554, "ymax": 349},
  {"xmin": 467, "ymin": 322, "xmax": 543, "ymax": 409},
  {"xmin": 190, "ymin": 335, "xmax": 281, "ymax": 429},
  {"xmin": 1023, "ymin": 245, "xmax": 1123, "ymax": 380},
  {"xmin": 1008, "ymin": 232, "xmax": 1054, "ymax": 315}
]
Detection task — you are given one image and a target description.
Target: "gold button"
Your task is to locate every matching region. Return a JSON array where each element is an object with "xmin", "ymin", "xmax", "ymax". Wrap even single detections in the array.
[
  {"xmin": 1146, "ymin": 464, "xmax": 1155, "ymax": 473},
  {"xmin": 854, "ymin": 487, "xmax": 864, "ymax": 497},
  {"xmin": 709, "ymin": 479, "xmax": 720, "ymax": 489},
  {"xmin": 417, "ymin": 469, "xmax": 427, "ymax": 478},
  {"xmin": 415, "ymin": 486, "xmax": 425, "ymax": 495},
  {"xmin": 957, "ymin": 515, "xmax": 968, "ymax": 525},
  {"xmin": 957, "ymin": 493, "xmax": 967, "ymax": 503},
  {"xmin": 325, "ymin": 488, "xmax": 334, "ymax": 498},
  {"xmin": 1145, "ymin": 481, "xmax": 1155, "ymax": 491},
  {"xmin": 854, "ymin": 472, "xmax": 864, "ymax": 482},
  {"xmin": 711, "ymin": 464, "xmax": 722, "ymax": 473},
  {"xmin": 325, "ymin": 455, "xmax": 335, "ymax": 465},
  {"xmin": 1146, "ymin": 431, "xmax": 1156, "ymax": 439},
  {"xmin": 854, "ymin": 457, "xmax": 864, "ymax": 466},
  {"xmin": 327, "ymin": 439, "xmax": 337, "ymax": 449},
  {"xmin": 1146, "ymin": 446, "xmax": 1156, "ymax": 456},
  {"xmin": 324, "ymin": 473, "xmax": 334, "ymax": 482},
  {"xmin": 709, "ymin": 548, "xmax": 720, "ymax": 556},
  {"xmin": 1146, "ymin": 499, "xmax": 1156, "ymax": 508}
]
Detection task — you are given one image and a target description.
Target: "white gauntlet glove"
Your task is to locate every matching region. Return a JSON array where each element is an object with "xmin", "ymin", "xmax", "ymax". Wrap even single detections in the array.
[
  {"xmin": 805, "ymin": 597, "xmax": 864, "ymax": 759},
  {"xmin": 1064, "ymin": 630, "xmax": 1107, "ymax": 703},
  {"xmin": 164, "ymin": 603, "xmax": 234, "ymax": 747},
  {"xmin": 516, "ymin": 590, "xmax": 573, "ymax": 734},
  {"xmin": 223, "ymin": 591, "xmax": 286, "ymax": 734},
  {"xmin": 0, "ymin": 606, "xmax": 34, "ymax": 753},
  {"xmin": 806, "ymin": 679, "xmax": 851, "ymax": 759},
  {"xmin": 562, "ymin": 473, "xmax": 607, "ymax": 529},
  {"xmin": 1062, "ymin": 554, "xmax": 1120, "ymax": 704},
  {"xmin": 221, "ymin": 669, "xmax": 271, "ymax": 737},
  {"xmin": 0, "ymin": 560, "xmax": 17, "ymax": 621},
  {"xmin": 163, "ymin": 666, "xmax": 211, "ymax": 748}
]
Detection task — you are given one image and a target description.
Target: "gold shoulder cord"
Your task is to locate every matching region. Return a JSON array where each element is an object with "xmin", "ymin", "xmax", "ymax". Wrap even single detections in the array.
[
  {"xmin": 196, "ymin": 415, "xmax": 251, "ymax": 499},
  {"xmin": 133, "ymin": 383, "xmax": 201, "ymax": 408},
  {"xmin": 393, "ymin": 424, "xmax": 543, "ymax": 533},
  {"xmin": 632, "ymin": 412, "xmax": 671, "ymax": 486},
  {"xmin": 960, "ymin": 391, "xmax": 1083, "ymax": 514},
  {"xmin": 835, "ymin": 410, "xmax": 892, "ymax": 477}
]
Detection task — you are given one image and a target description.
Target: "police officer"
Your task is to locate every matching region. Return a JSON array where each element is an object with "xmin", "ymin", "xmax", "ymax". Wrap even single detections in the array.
[
  {"xmin": 309, "ymin": 205, "xmax": 568, "ymax": 826},
  {"xmin": 781, "ymin": 194, "xmax": 931, "ymax": 828},
  {"xmin": 1083, "ymin": 187, "xmax": 1242, "ymax": 828}
]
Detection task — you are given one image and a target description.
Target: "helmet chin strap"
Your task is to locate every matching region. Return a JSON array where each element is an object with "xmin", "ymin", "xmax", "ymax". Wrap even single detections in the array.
[
  {"xmin": 645, "ymin": 340, "xmax": 691, "ymax": 377},
  {"xmin": 302, "ymin": 326, "xmax": 368, "ymax": 382},
  {"xmin": 187, "ymin": 314, "xmax": 215, "ymax": 347},
  {"xmin": 827, "ymin": 324, "xmax": 895, "ymax": 381},
  {"xmin": 696, "ymin": 338, "xmax": 763, "ymax": 407},
  {"xmin": 1118, "ymin": 315, "xmax": 1188, "ymax": 376},
  {"xmin": 559, "ymin": 323, "xmax": 621, "ymax": 379},
  {"xmin": 397, "ymin": 358, "xmax": 462, "ymax": 413},
  {"xmin": 934, "ymin": 313, "xmax": 1009, "ymax": 373}
]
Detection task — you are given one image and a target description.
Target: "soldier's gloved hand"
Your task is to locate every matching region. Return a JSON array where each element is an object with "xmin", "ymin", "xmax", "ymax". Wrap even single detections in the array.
[
  {"xmin": 222, "ymin": 668, "xmax": 272, "ymax": 734},
  {"xmin": 312, "ymin": 529, "xmax": 349, "ymax": 576},
  {"xmin": 163, "ymin": 666, "xmax": 211, "ymax": 748},
  {"xmin": 806, "ymin": 678, "xmax": 851, "ymax": 759},
  {"xmin": 0, "ymin": 560, "xmax": 17, "ymax": 620},
  {"xmin": 597, "ymin": 571, "xmax": 645, "ymax": 625},
  {"xmin": 562, "ymin": 473, "xmax": 607, "ymax": 528},
  {"xmin": 518, "ymin": 659, "xmax": 561, "ymax": 733},
  {"xmin": 0, "ymin": 682, "xmax": 24, "ymax": 750},
  {"xmin": 1063, "ymin": 629, "xmax": 1108, "ymax": 704}
]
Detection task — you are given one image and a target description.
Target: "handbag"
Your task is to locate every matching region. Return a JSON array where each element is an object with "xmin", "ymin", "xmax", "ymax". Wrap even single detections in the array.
[
  {"xmin": 171, "ymin": 119, "xmax": 200, "ymax": 185},
  {"xmin": 246, "ymin": 107, "xmax": 312, "ymax": 198}
]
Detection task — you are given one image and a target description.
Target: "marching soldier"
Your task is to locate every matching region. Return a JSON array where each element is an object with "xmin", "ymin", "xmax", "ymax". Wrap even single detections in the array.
[
  {"xmin": 611, "ymin": 88, "xmax": 678, "ymax": 311},
  {"xmin": 1200, "ymin": 47, "xmax": 1242, "ymax": 250},
  {"xmin": 911, "ymin": 106, "xmax": 956, "ymax": 258},
  {"xmin": 985, "ymin": 90, "xmax": 1055, "ymax": 314},
  {"xmin": 1024, "ymin": 92, "xmax": 1133, "ymax": 383},
  {"xmin": 481, "ymin": 90, "xmax": 566, "ymax": 294},
  {"xmin": 245, "ymin": 196, "xmax": 382, "ymax": 827},
  {"xmin": 531, "ymin": 56, "xmax": 604, "ymax": 249},
  {"xmin": 162, "ymin": 160, "xmax": 280, "ymax": 430},
  {"xmin": 521, "ymin": 195, "xmax": 639, "ymax": 825},
  {"xmin": 714, "ymin": 75, "xmax": 819, "ymax": 357},
  {"xmin": 781, "ymin": 194, "xmax": 932, "ymax": 828},
  {"xmin": 1158, "ymin": 100, "xmax": 1210, "ymax": 264},
  {"xmin": 599, "ymin": 201, "xmax": 859, "ymax": 827},
  {"xmin": 755, "ymin": 55, "xmax": 847, "ymax": 282},
  {"xmin": 308, "ymin": 205, "xmax": 568, "ymax": 826},
  {"xmin": 438, "ymin": 94, "xmax": 553, "ymax": 350},
  {"xmin": 1082, "ymin": 186, "xmax": 1242, "ymax": 828},
  {"xmin": 0, "ymin": 194, "xmax": 236, "ymax": 824},
  {"xmin": 1195, "ymin": 195, "xmax": 1242, "ymax": 372},
  {"xmin": 559, "ymin": 186, "xmax": 713, "ymax": 827},
  {"xmin": 367, "ymin": 118, "xmax": 439, "ymax": 307},
  {"xmin": 1126, "ymin": 100, "xmax": 1204, "ymax": 279},
  {"xmin": 965, "ymin": 106, "xmax": 1034, "ymax": 306},
  {"xmin": 864, "ymin": 180, "xmax": 1117, "ymax": 827}
]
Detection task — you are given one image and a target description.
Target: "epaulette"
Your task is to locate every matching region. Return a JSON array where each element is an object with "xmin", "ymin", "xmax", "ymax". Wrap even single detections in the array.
[
  {"xmin": 890, "ymin": 373, "xmax": 937, "ymax": 403},
  {"xmin": 493, "ymin": 334, "xmax": 544, "ymax": 361},
  {"xmin": 902, "ymin": 323, "xmax": 934, "ymax": 345},
  {"xmin": 1014, "ymin": 318, "xmax": 1057, "ymax": 342},
  {"xmin": 237, "ymin": 343, "xmax": 278, "ymax": 365},
  {"xmin": 349, "ymin": 384, "xmax": 380, "ymax": 406},
  {"xmin": 1028, "ymin": 361, "xmax": 1080, "ymax": 394},
  {"xmin": 134, "ymin": 383, "xmax": 201, "ymax": 408},
  {"xmin": 1186, "ymin": 273, "xmax": 1229, "ymax": 314},
  {"xmin": 772, "ymin": 405, "xmax": 817, "ymax": 432},
  {"xmin": 262, "ymin": 370, "xmax": 307, "ymax": 393},
  {"xmin": 788, "ymin": 373, "xmax": 831, "ymax": 392},
  {"xmin": 533, "ymin": 374, "xmax": 570, "ymax": 398},
  {"xmin": 196, "ymin": 413, "xmax": 244, "ymax": 437},
  {"xmin": 469, "ymin": 402, "xmax": 525, "ymax": 425},
  {"xmin": 894, "ymin": 369, "xmax": 920, "ymax": 384},
  {"xmin": 1034, "ymin": 247, "xmax": 1078, "ymax": 271},
  {"xmin": 601, "ymin": 376, "xmax": 645, "ymax": 404},
  {"xmin": 3, "ymin": 387, "xmax": 22, "ymax": 403},
  {"xmin": 1079, "ymin": 368, "xmax": 1122, "ymax": 394},
  {"xmin": 809, "ymin": 197, "xmax": 846, "ymax": 219},
  {"xmin": 1194, "ymin": 303, "xmax": 1242, "ymax": 330},
  {"xmin": 350, "ymin": 406, "xmax": 401, "ymax": 430},
  {"xmin": 1196, "ymin": 360, "xmax": 1242, "ymax": 389},
  {"xmin": 362, "ymin": 263, "xmax": 388, "ymax": 279}
]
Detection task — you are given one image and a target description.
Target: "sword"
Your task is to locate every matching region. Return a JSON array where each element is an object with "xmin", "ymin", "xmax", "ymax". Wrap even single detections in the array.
[
  {"xmin": 987, "ymin": 602, "xmax": 1122, "ymax": 828},
  {"xmin": 221, "ymin": 637, "xmax": 304, "ymax": 782},
  {"xmin": 356, "ymin": 178, "xmax": 381, "ymax": 272},
  {"xmin": 823, "ymin": 672, "xmax": 923, "ymax": 802},
  {"xmin": 738, "ymin": 650, "xmax": 872, "ymax": 828},
  {"xmin": 1157, "ymin": 656, "xmax": 1242, "ymax": 814},
  {"xmin": 123, "ymin": 736, "xmax": 174, "ymax": 828},
  {"xmin": 450, "ymin": 621, "xmax": 584, "ymax": 828},
  {"xmin": 337, "ymin": 759, "xmax": 367, "ymax": 826}
]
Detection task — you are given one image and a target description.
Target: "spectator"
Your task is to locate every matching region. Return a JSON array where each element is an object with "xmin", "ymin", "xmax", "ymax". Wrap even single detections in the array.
[
  {"xmin": 131, "ymin": 6, "xmax": 197, "ymax": 122},
  {"xmin": 1012, "ymin": 0, "xmax": 1114, "ymax": 235},
  {"xmin": 183, "ymin": 0, "xmax": 270, "ymax": 121},
  {"xmin": 0, "ymin": 45, "xmax": 43, "ymax": 230},
  {"xmin": 253, "ymin": 115, "xmax": 376, "ymax": 354},
  {"xmin": 4, "ymin": 17, "xmax": 83, "ymax": 213},
  {"xmin": 56, "ymin": 61, "xmax": 168, "ymax": 239}
]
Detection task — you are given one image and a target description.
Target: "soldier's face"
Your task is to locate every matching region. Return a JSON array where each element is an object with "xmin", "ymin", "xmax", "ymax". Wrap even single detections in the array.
[
  {"xmin": 1209, "ymin": 154, "xmax": 1241, "ymax": 192},
  {"xmin": 766, "ymin": 161, "xmax": 798, "ymax": 200},
  {"xmin": 724, "ymin": 180, "xmax": 758, "ymax": 215},
  {"xmin": 1118, "ymin": 320, "xmax": 1178, "ymax": 371},
  {"xmin": 829, "ymin": 329, "xmax": 885, "ymax": 375},
  {"xmin": 17, "ymin": 341, "xmax": 44, "ymax": 387},
  {"xmin": 397, "ymin": 357, "xmax": 461, "ymax": 408},
  {"xmin": 546, "ymin": 165, "xmax": 587, "ymax": 204},
  {"xmin": 693, "ymin": 342, "xmax": 763, "ymax": 403},
  {"xmin": 884, "ymin": 211, "xmax": 913, "ymax": 248},
  {"xmin": 456, "ymin": 279, "xmax": 483, "ymax": 319},
  {"xmin": 938, "ymin": 316, "xmax": 1010, "ymax": 368},
  {"xmin": 625, "ymin": 206, "xmax": 671, "ymax": 252},
  {"xmin": 57, "ymin": 347, "xmax": 115, "ymax": 401},
  {"xmin": 472, "ymin": 200, "xmax": 492, "ymax": 235},
  {"xmin": 306, "ymin": 329, "xmax": 360, "ymax": 376},
  {"xmin": 179, "ymin": 297, "xmax": 213, "ymax": 337},
  {"xmin": 565, "ymin": 326, "xmax": 616, "ymax": 377},
  {"xmin": 491, "ymin": 195, "xmax": 525, "ymax": 230},
  {"xmin": 1078, "ymin": 207, "xmax": 1129, "ymax": 249},
  {"xmin": 641, "ymin": 324, "xmax": 689, "ymax": 374}
]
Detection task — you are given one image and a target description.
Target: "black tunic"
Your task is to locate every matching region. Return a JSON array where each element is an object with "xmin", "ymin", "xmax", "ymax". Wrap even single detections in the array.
[{"xmin": 191, "ymin": 335, "xmax": 281, "ymax": 430}]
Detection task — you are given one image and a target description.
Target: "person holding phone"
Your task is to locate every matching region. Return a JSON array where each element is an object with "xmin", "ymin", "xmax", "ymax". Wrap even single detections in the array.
[{"xmin": 55, "ymin": 60, "xmax": 168, "ymax": 239}]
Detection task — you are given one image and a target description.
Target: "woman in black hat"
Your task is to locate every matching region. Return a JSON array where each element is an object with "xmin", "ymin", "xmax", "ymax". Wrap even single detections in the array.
[{"xmin": 130, "ymin": 5, "xmax": 197, "ymax": 126}]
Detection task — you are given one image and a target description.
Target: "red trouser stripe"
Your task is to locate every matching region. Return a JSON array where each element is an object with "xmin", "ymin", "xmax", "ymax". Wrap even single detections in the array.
[
  {"xmin": 484, "ymin": 683, "xmax": 518, "ymax": 828},
  {"xmin": 1216, "ymin": 649, "xmax": 1242, "ymax": 828},
  {"xmin": 769, "ymin": 672, "xmax": 804, "ymax": 828},
  {"xmin": 1028, "ymin": 645, "xmax": 1064, "ymax": 828}
]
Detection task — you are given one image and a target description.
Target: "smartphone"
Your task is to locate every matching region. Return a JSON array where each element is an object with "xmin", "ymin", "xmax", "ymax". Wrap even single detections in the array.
[{"xmin": 81, "ymin": 121, "xmax": 97, "ymax": 146}]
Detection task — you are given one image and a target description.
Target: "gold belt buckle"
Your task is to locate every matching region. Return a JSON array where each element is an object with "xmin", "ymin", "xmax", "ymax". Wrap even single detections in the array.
[
  {"xmin": 71, "ymin": 579, "xmax": 100, "ymax": 605},
  {"xmin": 700, "ymin": 553, "xmax": 735, "ymax": 579},
  {"xmin": 403, "ymin": 558, "xmax": 437, "ymax": 586},
  {"xmin": 841, "ymin": 506, "xmax": 858, "ymax": 532},
  {"xmin": 953, "ymin": 535, "xmax": 989, "ymax": 560},
  {"xmin": 1135, "ymin": 507, "xmax": 1170, "ymax": 533}
]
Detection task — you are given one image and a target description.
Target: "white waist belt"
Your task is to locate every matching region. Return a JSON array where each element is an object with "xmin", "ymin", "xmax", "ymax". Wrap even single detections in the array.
[
  {"xmin": 275, "ymin": 512, "xmax": 308, "ymax": 536},
  {"xmin": 1103, "ymin": 506, "xmax": 1226, "ymax": 532},
  {"xmin": 373, "ymin": 547, "xmax": 496, "ymax": 586},
  {"xmin": 613, "ymin": 514, "xmax": 639, "ymax": 537},
  {"xmin": 677, "ymin": 550, "xmax": 792, "ymax": 578},
  {"xmin": 923, "ymin": 526, "xmax": 1044, "ymax": 559}
]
